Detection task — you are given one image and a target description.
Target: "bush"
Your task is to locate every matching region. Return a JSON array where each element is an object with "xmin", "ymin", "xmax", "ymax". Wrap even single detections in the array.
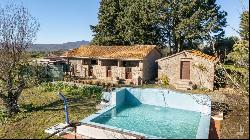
[
  {"xmin": 215, "ymin": 64, "xmax": 249, "ymax": 95},
  {"xmin": 64, "ymin": 74, "xmax": 71, "ymax": 82},
  {"xmin": 53, "ymin": 82, "xmax": 64, "ymax": 91},
  {"xmin": 0, "ymin": 109, "xmax": 8, "ymax": 124},
  {"xmin": 160, "ymin": 75, "xmax": 169, "ymax": 86},
  {"xmin": 63, "ymin": 84, "xmax": 78, "ymax": 93},
  {"xmin": 41, "ymin": 82, "xmax": 103, "ymax": 101},
  {"xmin": 41, "ymin": 82, "xmax": 54, "ymax": 92},
  {"xmin": 214, "ymin": 66, "xmax": 227, "ymax": 88},
  {"xmin": 68, "ymin": 85, "xmax": 103, "ymax": 102},
  {"xmin": 224, "ymin": 65, "xmax": 249, "ymax": 94},
  {"xmin": 193, "ymin": 85, "xmax": 209, "ymax": 92},
  {"xmin": 67, "ymin": 88, "xmax": 80, "ymax": 96}
]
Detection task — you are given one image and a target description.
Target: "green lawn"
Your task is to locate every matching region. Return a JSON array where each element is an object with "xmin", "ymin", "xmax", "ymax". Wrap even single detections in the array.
[{"xmin": 0, "ymin": 84, "xmax": 101, "ymax": 139}]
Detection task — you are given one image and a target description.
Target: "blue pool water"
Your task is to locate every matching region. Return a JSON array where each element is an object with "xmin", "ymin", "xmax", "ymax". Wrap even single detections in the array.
[{"xmin": 91, "ymin": 103, "xmax": 201, "ymax": 139}]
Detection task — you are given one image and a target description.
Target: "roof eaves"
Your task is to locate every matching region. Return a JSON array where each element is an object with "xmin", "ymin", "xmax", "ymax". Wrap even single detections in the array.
[
  {"xmin": 60, "ymin": 56, "xmax": 144, "ymax": 61},
  {"xmin": 156, "ymin": 51, "xmax": 188, "ymax": 62},
  {"xmin": 188, "ymin": 50, "xmax": 219, "ymax": 63}
]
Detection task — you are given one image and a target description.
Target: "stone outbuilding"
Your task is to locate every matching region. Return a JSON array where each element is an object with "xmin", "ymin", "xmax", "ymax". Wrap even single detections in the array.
[
  {"xmin": 61, "ymin": 45, "xmax": 162, "ymax": 85},
  {"xmin": 156, "ymin": 50, "xmax": 219, "ymax": 90}
]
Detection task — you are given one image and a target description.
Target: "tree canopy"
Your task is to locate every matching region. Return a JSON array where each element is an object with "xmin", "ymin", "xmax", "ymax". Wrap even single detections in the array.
[
  {"xmin": 239, "ymin": 10, "xmax": 249, "ymax": 40},
  {"xmin": 91, "ymin": 0, "xmax": 163, "ymax": 46},
  {"xmin": 91, "ymin": 0, "xmax": 227, "ymax": 54}
]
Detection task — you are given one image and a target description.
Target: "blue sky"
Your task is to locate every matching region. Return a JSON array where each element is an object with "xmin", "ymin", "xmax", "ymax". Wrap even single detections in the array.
[{"xmin": 0, "ymin": 0, "xmax": 249, "ymax": 44}]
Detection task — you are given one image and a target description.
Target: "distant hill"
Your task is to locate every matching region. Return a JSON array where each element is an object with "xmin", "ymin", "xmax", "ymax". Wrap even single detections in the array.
[{"xmin": 29, "ymin": 40, "xmax": 90, "ymax": 52}]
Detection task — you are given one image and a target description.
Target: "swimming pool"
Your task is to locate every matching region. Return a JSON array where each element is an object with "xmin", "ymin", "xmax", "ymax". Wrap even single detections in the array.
[{"xmin": 79, "ymin": 88, "xmax": 211, "ymax": 139}]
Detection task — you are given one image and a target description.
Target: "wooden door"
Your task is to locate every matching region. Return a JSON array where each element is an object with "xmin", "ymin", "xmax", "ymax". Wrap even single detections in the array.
[
  {"xmin": 180, "ymin": 61, "xmax": 190, "ymax": 79},
  {"xmin": 89, "ymin": 66, "xmax": 93, "ymax": 77},
  {"xmin": 106, "ymin": 66, "xmax": 112, "ymax": 77},
  {"xmin": 125, "ymin": 67, "xmax": 132, "ymax": 79}
]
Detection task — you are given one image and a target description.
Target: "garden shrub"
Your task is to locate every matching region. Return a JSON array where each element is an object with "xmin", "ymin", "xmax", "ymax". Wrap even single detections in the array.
[
  {"xmin": 67, "ymin": 88, "xmax": 80, "ymax": 96},
  {"xmin": 53, "ymin": 82, "xmax": 64, "ymax": 91},
  {"xmin": 214, "ymin": 64, "xmax": 249, "ymax": 95},
  {"xmin": 63, "ymin": 84, "xmax": 78, "ymax": 93},
  {"xmin": 41, "ymin": 82, "xmax": 103, "ymax": 101},
  {"xmin": 214, "ymin": 66, "xmax": 227, "ymax": 89},
  {"xmin": 224, "ymin": 65, "xmax": 249, "ymax": 94},
  {"xmin": 41, "ymin": 82, "xmax": 54, "ymax": 92},
  {"xmin": 64, "ymin": 74, "xmax": 71, "ymax": 82},
  {"xmin": 160, "ymin": 74, "xmax": 169, "ymax": 86},
  {"xmin": 0, "ymin": 109, "xmax": 8, "ymax": 124}
]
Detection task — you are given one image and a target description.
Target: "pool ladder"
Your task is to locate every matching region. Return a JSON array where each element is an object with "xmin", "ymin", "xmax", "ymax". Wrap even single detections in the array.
[{"xmin": 162, "ymin": 91, "xmax": 169, "ymax": 108}]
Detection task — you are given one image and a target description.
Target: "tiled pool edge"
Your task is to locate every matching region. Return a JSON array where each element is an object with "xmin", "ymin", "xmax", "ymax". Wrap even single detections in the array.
[
  {"xmin": 79, "ymin": 87, "xmax": 211, "ymax": 139},
  {"xmin": 80, "ymin": 105, "xmax": 162, "ymax": 139},
  {"xmin": 79, "ymin": 90, "xmax": 155, "ymax": 138},
  {"xmin": 196, "ymin": 115, "xmax": 211, "ymax": 139}
]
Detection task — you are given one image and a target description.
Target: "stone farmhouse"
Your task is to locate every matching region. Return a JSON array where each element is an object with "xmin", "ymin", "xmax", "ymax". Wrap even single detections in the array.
[
  {"xmin": 61, "ymin": 45, "xmax": 162, "ymax": 85},
  {"xmin": 156, "ymin": 50, "xmax": 219, "ymax": 90}
]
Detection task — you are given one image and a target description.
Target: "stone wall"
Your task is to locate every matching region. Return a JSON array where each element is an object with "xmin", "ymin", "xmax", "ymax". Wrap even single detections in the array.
[
  {"xmin": 157, "ymin": 52, "xmax": 215, "ymax": 90},
  {"xmin": 67, "ymin": 47, "xmax": 161, "ymax": 85},
  {"xmin": 91, "ymin": 65, "xmax": 143, "ymax": 84},
  {"xmin": 68, "ymin": 59, "xmax": 83, "ymax": 77},
  {"xmin": 93, "ymin": 65, "xmax": 106, "ymax": 79},
  {"xmin": 68, "ymin": 59, "xmax": 143, "ymax": 85},
  {"xmin": 143, "ymin": 49, "xmax": 162, "ymax": 81},
  {"xmin": 111, "ymin": 66, "xmax": 121, "ymax": 79}
]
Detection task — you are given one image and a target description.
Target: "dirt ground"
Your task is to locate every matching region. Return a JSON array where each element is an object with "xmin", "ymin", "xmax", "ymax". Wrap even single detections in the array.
[{"xmin": 208, "ymin": 89, "xmax": 249, "ymax": 139}]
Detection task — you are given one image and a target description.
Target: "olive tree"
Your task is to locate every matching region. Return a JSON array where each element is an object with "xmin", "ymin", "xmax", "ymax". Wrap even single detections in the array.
[{"xmin": 0, "ymin": 3, "xmax": 39, "ymax": 115}]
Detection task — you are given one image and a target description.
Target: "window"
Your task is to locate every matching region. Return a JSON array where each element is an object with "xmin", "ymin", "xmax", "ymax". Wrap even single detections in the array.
[
  {"xmin": 121, "ymin": 61, "xmax": 139, "ymax": 67},
  {"xmin": 101, "ymin": 60, "xmax": 118, "ymax": 66},
  {"xmin": 82, "ymin": 59, "xmax": 89, "ymax": 65},
  {"xmin": 91, "ymin": 59, "xmax": 98, "ymax": 65}
]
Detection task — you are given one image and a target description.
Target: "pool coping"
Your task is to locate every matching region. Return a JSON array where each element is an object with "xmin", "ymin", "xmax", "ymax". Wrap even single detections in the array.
[
  {"xmin": 80, "ymin": 104, "xmax": 161, "ymax": 139},
  {"xmin": 80, "ymin": 87, "xmax": 211, "ymax": 139}
]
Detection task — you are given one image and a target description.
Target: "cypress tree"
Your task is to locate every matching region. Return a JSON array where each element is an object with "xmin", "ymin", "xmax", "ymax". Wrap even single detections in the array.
[
  {"xmin": 91, "ymin": 0, "xmax": 164, "ymax": 46},
  {"xmin": 239, "ymin": 10, "xmax": 249, "ymax": 40},
  {"xmin": 90, "ymin": 0, "xmax": 121, "ymax": 45},
  {"xmin": 119, "ymin": 0, "xmax": 164, "ymax": 46}
]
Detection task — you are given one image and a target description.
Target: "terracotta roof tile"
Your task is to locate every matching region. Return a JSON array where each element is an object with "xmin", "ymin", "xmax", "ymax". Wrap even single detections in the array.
[
  {"xmin": 189, "ymin": 50, "xmax": 218, "ymax": 62},
  {"xmin": 61, "ymin": 45, "xmax": 158, "ymax": 60},
  {"xmin": 156, "ymin": 50, "xmax": 218, "ymax": 63}
]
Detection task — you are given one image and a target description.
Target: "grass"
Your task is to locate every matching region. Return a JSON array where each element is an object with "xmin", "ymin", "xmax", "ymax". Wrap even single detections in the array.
[
  {"xmin": 0, "ymin": 84, "xmax": 102, "ymax": 139},
  {"xmin": 0, "ymin": 82, "xmax": 248, "ymax": 139}
]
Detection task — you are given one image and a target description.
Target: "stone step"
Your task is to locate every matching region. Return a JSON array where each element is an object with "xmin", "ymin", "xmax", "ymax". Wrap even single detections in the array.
[
  {"xmin": 175, "ymin": 84, "xmax": 192, "ymax": 88},
  {"xmin": 176, "ymin": 84, "xmax": 193, "ymax": 90},
  {"xmin": 176, "ymin": 80, "xmax": 192, "ymax": 84},
  {"xmin": 177, "ymin": 85, "xmax": 192, "ymax": 88},
  {"xmin": 176, "ymin": 87, "xmax": 192, "ymax": 90},
  {"xmin": 176, "ymin": 87, "xmax": 190, "ymax": 90},
  {"xmin": 175, "ymin": 83, "xmax": 191, "ymax": 86}
]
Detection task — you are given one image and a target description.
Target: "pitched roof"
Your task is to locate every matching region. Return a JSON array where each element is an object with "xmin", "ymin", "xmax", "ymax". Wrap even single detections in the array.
[
  {"xmin": 189, "ymin": 50, "xmax": 218, "ymax": 62},
  {"xmin": 156, "ymin": 50, "xmax": 218, "ymax": 63},
  {"xmin": 61, "ymin": 45, "xmax": 160, "ymax": 60}
]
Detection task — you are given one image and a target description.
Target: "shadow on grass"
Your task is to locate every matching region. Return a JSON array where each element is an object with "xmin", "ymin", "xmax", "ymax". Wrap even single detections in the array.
[{"xmin": 20, "ymin": 96, "xmax": 98, "ymax": 113}]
